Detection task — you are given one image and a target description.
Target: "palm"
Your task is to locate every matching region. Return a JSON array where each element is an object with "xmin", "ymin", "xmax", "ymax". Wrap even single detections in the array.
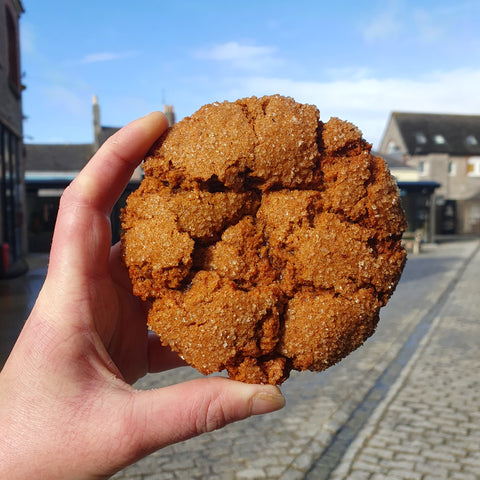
[{"xmin": 103, "ymin": 244, "xmax": 151, "ymax": 383}]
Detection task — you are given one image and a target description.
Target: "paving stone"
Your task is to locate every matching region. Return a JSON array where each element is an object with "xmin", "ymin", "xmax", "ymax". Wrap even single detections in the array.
[
  {"xmin": 422, "ymin": 450, "xmax": 457, "ymax": 463},
  {"xmin": 414, "ymin": 462, "xmax": 449, "ymax": 477},
  {"xmin": 393, "ymin": 453, "xmax": 426, "ymax": 464},
  {"xmin": 362, "ymin": 446, "xmax": 394, "ymax": 460},
  {"xmin": 370, "ymin": 474, "xmax": 400, "ymax": 480},
  {"xmin": 387, "ymin": 470, "xmax": 422, "ymax": 480},
  {"xmin": 462, "ymin": 463, "xmax": 480, "ymax": 476},
  {"xmin": 265, "ymin": 466, "xmax": 285, "ymax": 478},
  {"xmin": 277, "ymin": 468, "xmax": 305, "ymax": 480},
  {"xmin": 345, "ymin": 471, "xmax": 372, "ymax": 480},
  {"xmin": 290, "ymin": 452, "xmax": 314, "ymax": 471},
  {"xmin": 234, "ymin": 468, "xmax": 266, "ymax": 479},
  {"xmin": 450, "ymin": 472, "xmax": 479, "ymax": 480}
]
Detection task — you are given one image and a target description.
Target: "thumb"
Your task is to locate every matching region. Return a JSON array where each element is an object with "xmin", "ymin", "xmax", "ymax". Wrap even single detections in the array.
[{"xmin": 127, "ymin": 377, "xmax": 285, "ymax": 457}]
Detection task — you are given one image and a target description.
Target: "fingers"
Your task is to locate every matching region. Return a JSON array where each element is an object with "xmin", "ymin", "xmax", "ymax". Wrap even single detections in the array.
[
  {"xmin": 127, "ymin": 377, "xmax": 285, "ymax": 458},
  {"xmin": 48, "ymin": 112, "xmax": 168, "ymax": 280},
  {"xmin": 65, "ymin": 111, "xmax": 168, "ymax": 215}
]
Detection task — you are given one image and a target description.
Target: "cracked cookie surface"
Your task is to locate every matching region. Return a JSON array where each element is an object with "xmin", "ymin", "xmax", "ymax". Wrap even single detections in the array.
[{"xmin": 121, "ymin": 95, "xmax": 407, "ymax": 385}]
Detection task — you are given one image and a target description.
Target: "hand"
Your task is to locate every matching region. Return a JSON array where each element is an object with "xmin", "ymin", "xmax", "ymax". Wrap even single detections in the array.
[{"xmin": 0, "ymin": 112, "xmax": 285, "ymax": 479}]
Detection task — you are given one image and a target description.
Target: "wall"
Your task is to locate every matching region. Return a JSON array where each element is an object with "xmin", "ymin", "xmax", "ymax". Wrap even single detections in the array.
[
  {"xmin": 0, "ymin": 0, "xmax": 26, "ymax": 276},
  {"xmin": 0, "ymin": 0, "xmax": 23, "ymax": 136}
]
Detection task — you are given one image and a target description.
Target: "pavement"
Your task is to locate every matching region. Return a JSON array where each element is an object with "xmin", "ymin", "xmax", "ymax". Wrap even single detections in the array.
[
  {"xmin": 1, "ymin": 241, "xmax": 479, "ymax": 480},
  {"xmin": 0, "ymin": 253, "xmax": 49, "ymax": 368}
]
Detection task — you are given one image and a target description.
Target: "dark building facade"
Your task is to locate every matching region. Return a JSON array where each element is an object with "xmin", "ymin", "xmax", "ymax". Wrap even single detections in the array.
[
  {"xmin": 0, "ymin": 0, "xmax": 26, "ymax": 276},
  {"xmin": 25, "ymin": 97, "xmax": 121, "ymax": 252},
  {"xmin": 25, "ymin": 100, "xmax": 176, "ymax": 252}
]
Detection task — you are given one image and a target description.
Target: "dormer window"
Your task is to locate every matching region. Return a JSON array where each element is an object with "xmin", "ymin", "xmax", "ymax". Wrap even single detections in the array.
[
  {"xmin": 466, "ymin": 135, "xmax": 478, "ymax": 147},
  {"xmin": 433, "ymin": 134, "xmax": 446, "ymax": 145},
  {"xmin": 415, "ymin": 132, "xmax": 427, "ymax": 145},
  {"xmin": 387, "ymin": 140, "xmax": 401, "ymax": 154}
]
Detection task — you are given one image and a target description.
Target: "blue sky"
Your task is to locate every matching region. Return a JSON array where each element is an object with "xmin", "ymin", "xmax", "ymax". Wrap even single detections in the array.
[{"xmin": 20, "ymin": 0, "xmax": 480, "ymax": 148}]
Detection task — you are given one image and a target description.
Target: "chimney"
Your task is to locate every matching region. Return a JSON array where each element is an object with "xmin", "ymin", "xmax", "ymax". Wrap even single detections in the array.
[
  {"xmin": 164, "ymin": 105, "xmax": 175, "ymax": 126},
  {"xmin": 93, "ymin": 95, "xmax": 101, "ymax": 150}
]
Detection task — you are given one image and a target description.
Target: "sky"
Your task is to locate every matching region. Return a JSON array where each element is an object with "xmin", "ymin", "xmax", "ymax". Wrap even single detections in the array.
[{"xmin": 19, "ymin": 0, "xmax": 480, "ymax": 148}]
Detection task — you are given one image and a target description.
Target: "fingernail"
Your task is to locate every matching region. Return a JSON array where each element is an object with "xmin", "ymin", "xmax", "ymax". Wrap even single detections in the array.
[{"xmin": 250, "ymin": 387, "xmax": 286, "ymax": 415}]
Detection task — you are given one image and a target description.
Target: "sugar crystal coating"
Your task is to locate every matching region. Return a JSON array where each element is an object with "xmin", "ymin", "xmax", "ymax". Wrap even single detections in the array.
[{"xmin": 121, "ymin": 95, "xmax": 407, "ymax": 385}]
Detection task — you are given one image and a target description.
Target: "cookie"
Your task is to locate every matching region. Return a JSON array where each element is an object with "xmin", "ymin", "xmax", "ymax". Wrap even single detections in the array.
[{"xmin": 121, "ymin": 95, "xmax": 407, "ymax": 385}]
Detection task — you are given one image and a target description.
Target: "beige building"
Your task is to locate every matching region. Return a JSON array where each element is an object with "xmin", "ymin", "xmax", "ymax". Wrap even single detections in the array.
[
  {"xmin": 379, "ymin": 112, "xmax": 480, "ymax": 235},
  {"xmin": 0, "ymin": 0, "xmax": 26, "ymax": 276}
]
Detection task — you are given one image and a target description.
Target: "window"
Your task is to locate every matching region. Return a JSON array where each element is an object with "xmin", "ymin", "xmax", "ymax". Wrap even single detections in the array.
[
  {"xmin": 387, "ymin": 140, "xmax": 401, "ymax": 154},
  {"xmin": 448, "ymin": 160, "xmax": 457, "ymax": 176},
  {"xmin": 418, "ymin": 160, "xmax": 429, "ymax": 176},
  {"xmin": 467, "ymin": 157, "xmax": 480, "ymax": 177},
  {"xmin": 466, "ymin": 135, "xmax": 478, "ymax": 147},
  {"xmin": 0, "ymin": 123, "xmax": 23, "ymax": 262},
  {"xmin": 415, "ymin": 132, "xmax": 427, "ymax": 145},
  {"xmin": 433, "ymin": 134, "xmax": 446, "ymax": 145}
]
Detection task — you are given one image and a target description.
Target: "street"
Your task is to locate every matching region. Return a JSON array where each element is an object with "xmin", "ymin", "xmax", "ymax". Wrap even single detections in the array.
[{"xmin": 1, "ymin": 240, "xmax": 479, "ymax": 479}]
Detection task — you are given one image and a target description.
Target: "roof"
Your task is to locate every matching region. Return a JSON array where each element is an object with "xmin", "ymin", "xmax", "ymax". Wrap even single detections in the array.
[
  {"xmin": 391, "ymin": 112, "xmax": 480, "ymax": 156},
  {"xmin": 372, "ymin": 150, "xmax": 410, "ymax": 169},
  {"xmin": 25, "ymin": 125, "xmax": 119, "ymax": 173},
  {"xmin": 372, "ymin": 150, "xmax": 420, "ymax": 183},
  {"xmin": 98, "ymin": 126, "xmax": 120, "ymax": 145},
  {"xmin": 25, "ymin": 143, "xmax": 93, "ymax": 172}
]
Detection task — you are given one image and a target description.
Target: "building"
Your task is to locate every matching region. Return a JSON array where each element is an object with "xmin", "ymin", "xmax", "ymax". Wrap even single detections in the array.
[
  {"xmin": 374, "ymin": 150, "xmax": 439, "ymax": 243},
  {"xmin": 0, "ymin": 0, "xmax": 26, "ymax": 277},
  {"xmin": 379, "ymin": 112, "xmax": 480, "ymax": 236},
  {"xmin": 25, "ymin": 99, "xmax": 175, "ymax": 252}
]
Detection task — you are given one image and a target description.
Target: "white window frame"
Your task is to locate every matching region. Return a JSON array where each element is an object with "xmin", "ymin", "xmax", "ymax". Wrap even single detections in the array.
[
  {"xmin": 418, "ymin": 159, "xmax": 429, "ymax": 176},
  {"xmin": 448, "ymin": 160, "xmax": 457, "ymax": 177},
  {"xmin": 387, "ymin": 140, "xmax": 400, "ymax": 154},
  {"xmin": 467, "ymin": 157, "xmax": 480, "ymax": 177}
]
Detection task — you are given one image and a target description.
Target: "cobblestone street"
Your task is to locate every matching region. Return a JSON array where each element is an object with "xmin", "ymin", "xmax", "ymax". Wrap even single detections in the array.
[
  {"xmin": 1, "ymin": 240, "xmax": 479, "ymax": 479},
  {"xmin": 111, "ymin": 240, "xmax": 480, "ymax": 480},
  {"xmin": 328, "ymin": 240, "xmax": 480, "ymax": 480}
]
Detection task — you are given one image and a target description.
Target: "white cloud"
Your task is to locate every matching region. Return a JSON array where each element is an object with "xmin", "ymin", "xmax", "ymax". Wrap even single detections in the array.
[
  {"xmin": 361, "ymin": 1, "xmax": 403, "ymax": 43},
  {"xmin": 360, "ymin": 0, "xmax": 447, "ymax": 45},
  {"xmin": 76, "ymin": 51, "xmax": 139, "ymax": 64},
  {"xmin": 221, "ymin": 68, "xmax": 480, "ymax": 147},
  {"xmin": 196, "ymin": 41, "xmax": 280, "ymax": 71}
]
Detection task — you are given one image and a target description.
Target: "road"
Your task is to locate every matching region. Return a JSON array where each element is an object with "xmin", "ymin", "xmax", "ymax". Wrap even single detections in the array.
[
  {"xmin": 1, "ymin": 240, "xmax": 479, "ymax": 479},
  {"xmin": 112, "ymin": 240, "xmax": 480, "ymax": 480}
]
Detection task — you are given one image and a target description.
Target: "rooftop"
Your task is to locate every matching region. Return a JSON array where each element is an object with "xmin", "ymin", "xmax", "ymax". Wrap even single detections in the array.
[
  {"xmin": 391, "ymin": 112, "xmax": 480, "ymax": 156},
  {"xmin": 25, "ymin": 126, "xmax": 120, "ymax": 174},
  {"xmin": 25, "ymin": 143, "xmax": 93, "ymax": 173}
]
